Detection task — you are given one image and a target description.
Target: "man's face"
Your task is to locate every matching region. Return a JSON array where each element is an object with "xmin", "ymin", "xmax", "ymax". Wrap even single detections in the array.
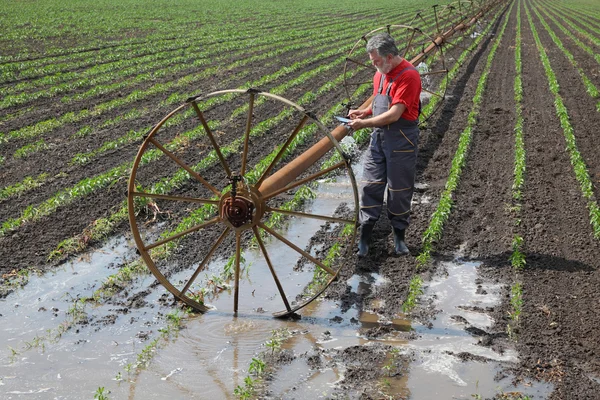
[{"xmin": 369, "ymin": 51, "xmax": 393, "ymax": 74}]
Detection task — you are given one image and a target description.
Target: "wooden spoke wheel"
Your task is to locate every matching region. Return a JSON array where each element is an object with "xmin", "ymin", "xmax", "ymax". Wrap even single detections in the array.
[
  {"xmin": 342, "ymin": 24, "xmax": 449, "ymax": 124},
  {"xmin": 127, "ymin": 89, "xmax": 359, "ymax": 317}
]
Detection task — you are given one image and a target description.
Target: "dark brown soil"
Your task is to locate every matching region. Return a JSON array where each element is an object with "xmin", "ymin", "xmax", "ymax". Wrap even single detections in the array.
[{"xmin": 2, "ymin": 0, "xmax": 600, "ymax": 399}]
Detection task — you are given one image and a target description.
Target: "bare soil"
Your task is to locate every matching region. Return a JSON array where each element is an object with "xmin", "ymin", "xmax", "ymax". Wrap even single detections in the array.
[{"xmin": 2, "ymin": 0, "xmax": 600, "ymax": 399}]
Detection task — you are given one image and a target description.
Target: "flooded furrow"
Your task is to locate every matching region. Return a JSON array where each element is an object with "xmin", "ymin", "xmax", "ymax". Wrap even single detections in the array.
[{"xmin": 1, "ymin": 140, "xmax": 552, "ymax": 399}]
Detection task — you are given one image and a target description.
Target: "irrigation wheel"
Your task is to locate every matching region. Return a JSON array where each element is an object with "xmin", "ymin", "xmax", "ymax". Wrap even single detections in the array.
[
  {"xmin": 342, "ymin": 24, "xmax": 449, "ymax": 125},
  {"xmin": 127, "ymin": 89, "xmax": 359, "ymax": 318}
]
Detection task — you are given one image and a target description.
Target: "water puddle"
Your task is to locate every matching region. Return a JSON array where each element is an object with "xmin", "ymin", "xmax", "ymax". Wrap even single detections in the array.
[{"xmin": 405, "ymin": 260, "xmax": 553, "ymax": 399}]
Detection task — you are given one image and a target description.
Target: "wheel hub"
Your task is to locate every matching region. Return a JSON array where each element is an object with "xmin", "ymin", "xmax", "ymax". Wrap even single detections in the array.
[{"xmin": 222, "ymin": 196, "xmax": 254, "ymax": 227}]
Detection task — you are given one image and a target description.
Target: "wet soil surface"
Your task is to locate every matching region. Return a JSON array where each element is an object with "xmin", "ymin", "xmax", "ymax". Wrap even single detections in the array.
[{"xmin": 2, "ymin": 1, "xmax": 600, "ymax": 399}]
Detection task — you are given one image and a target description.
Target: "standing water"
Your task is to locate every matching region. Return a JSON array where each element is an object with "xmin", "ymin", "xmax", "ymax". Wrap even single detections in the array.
[{"xmin": 1, "ymin": 141, "xmax": 551, "ymax": 399}]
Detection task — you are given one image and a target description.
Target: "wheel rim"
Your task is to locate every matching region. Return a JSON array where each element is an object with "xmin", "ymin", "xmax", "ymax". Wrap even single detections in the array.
[{"xmin": 127, "ymin": 89, "xmax": 358, "ymax": 317}]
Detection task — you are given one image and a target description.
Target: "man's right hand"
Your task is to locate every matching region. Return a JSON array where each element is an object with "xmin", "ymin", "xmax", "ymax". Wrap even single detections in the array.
[{"xmin": 348, "ymin": 109, "xmax": 371, "ymax": 120}]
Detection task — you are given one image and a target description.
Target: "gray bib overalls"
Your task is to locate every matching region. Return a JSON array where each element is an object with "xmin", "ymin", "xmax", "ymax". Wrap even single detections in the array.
[{"xmin": 360, "ymin": 66, "xmax": 420, "ymax": 230}]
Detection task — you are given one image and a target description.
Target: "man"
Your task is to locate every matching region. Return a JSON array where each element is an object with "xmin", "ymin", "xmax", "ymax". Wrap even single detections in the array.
[{"xmin": 347, "ymin": 33, "xmax": 422, "ymax": 257}]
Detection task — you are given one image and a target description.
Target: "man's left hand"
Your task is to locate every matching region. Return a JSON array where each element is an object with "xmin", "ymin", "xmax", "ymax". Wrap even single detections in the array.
[{"xmin": 348, "ymin": 118, "xmax": 368, "ymax": 130}]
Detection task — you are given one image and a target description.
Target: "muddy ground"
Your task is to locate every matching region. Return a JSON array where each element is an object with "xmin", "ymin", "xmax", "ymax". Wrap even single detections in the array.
[{"xmin": 2, "ymin": 0, "xmax": 600, "ymax": 398}]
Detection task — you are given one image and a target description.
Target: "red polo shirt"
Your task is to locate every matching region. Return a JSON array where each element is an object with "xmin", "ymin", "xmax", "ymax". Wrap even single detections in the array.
[{"xmin": 372, "ymin": 59, "xmax": 422, "ymax": 121}]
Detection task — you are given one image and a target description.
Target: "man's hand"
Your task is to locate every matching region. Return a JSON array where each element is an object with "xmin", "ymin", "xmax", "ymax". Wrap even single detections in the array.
[
  {"xmin": 348, "ymin": 108, "xmax": 371, "ymax": 120},
  {"xmin": 347, "ymin": 118, "xmax": 367, "ymax": 130}
]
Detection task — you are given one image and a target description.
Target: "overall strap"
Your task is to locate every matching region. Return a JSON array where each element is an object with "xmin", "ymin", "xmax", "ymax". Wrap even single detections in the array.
[{"xmin": 376, "ymin": 72, "xmax": 385, "ymax": 95}]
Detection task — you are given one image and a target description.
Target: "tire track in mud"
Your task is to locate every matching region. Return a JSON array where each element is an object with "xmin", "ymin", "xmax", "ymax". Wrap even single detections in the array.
[{"xmin": 512, "ymin": 1, "xmax": 600, "ymax": 398}]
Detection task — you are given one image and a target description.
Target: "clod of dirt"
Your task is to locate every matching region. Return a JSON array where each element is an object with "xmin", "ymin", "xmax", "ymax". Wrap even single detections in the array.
[
  {"xmin": 445, "ymin": 350, "xmax": 492, "ymax": 363},
  {"xmin": 466, "ymin": 326, "xmax": 488, "ymax": 336},
  {"xmin": 450, "ymin": 315, "xmax": 469, "ymax": 324}
]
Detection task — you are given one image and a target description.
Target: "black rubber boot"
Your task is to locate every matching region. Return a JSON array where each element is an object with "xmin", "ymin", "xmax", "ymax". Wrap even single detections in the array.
[
  {"xmin": 357, "ymin": 224, "xmax": 374, "ymax": 257},
  {"xmin": 393, "ymin": 227, "xmax": 409, "ymax": 255}
]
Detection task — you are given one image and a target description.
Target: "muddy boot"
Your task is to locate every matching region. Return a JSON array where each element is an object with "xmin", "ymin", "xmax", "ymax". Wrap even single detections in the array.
[
  {"xmin": 357, "ymin": 224, "xmax": 374, "ymax": 257},
  {"xmin": 393, "ymin": 227, "xmax": 409, "ymax": 255}
]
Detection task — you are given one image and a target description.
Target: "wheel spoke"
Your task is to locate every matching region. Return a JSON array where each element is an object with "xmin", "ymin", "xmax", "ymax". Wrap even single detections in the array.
[
  {"xmin": 444, "ymin": 39, "xmax": 469, "ymax": 52},
  {"xmin": 240, "ymin": 92, "xmax": 255, "ymax": 176},
  {"xmin": 131, "ymin": 191, "xmax": 219, "ymax": 206},
  {"xmin": 190, "ymin": 101, "xmax": 233, "ymax": 177},
  {"xmin": 144, "ymin": 216, "xmax": 220, "ymax": 251},
  {"xmin": 258, "ymin": 222, "xmax": 335, "ymax": 276},
  {"xmin": 422, "ymin": 87, "xmax": 445, "ymax": 99},
  {"xmin": 345, "ymin": 57, "xmax": 376, "ymax": 71},
  {"xmin": 255, "ymin": 115, "xmax": 308, "ymax": 187},
  {"xmin": 233, "ymin": 231, "xmax": 242, "ymax": 313},
  {"xmin": 148, "ymin": 137, "xmax": 221, "ymax": 196},
  {"xmin": 181, "ymin": 227, "xmax": 231, "ymax": 294},
  {"xmin": 263, "ymin": 161, "xmax": 346, "ymax": 200},
  {"xmin": 266, "ymin": 207, "xmax": 355, "ymax": 225},
  {"xmin": 403, "ymin": 29, "xmax": 418, "ymax": 59},
  {"xmin": 419, "ymin": 69, "xmax": 449, "ymax": 77},
  {"xmin": 252, "ymin": 226, "xmax": 291, "ymax": 312},
  {"xmin": 346, "ymin": 80, "xmax": 373, "ymax": 87}
]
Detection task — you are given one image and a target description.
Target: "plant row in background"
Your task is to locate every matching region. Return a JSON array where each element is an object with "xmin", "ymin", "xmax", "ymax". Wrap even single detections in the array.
[
  {"xmin": 535, "ymin": 1, "xmax": 600, "ymax": 65},
  {"xmin": 1, "ymin": 21, "xmax": 360, "ymax": 144},
  {"xmin": 0, "ymin": 11, "xmax": 384, "ymax": 111},
  {"xmin": 525, "ymin": 0, "xmax": 600, "ymax": 238},
  {"xmin": 541, "ymin": 0, "xmax": 600, "ymax": 48},
  {"xmin": 530, "ymin": 4, "xmax": 600, "ymax": 110},
  {"xmin": 1, "ymin": 9, "xmax": 446, "ymax": 230},
  {"xmin": 0, "ymin": 39, "xmax": 361, "ymax": 235}
]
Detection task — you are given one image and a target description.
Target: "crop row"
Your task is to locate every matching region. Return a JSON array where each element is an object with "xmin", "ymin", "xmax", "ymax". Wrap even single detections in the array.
[
  {"xmin": 539, "ymin": 0, "xmax": 600, "ymax": 50},
  {"xmin": 1, "ymin": 40, "xmax": 365, "ymax": 229},
  {"xmin": 17, "ymin": 39, "xmax": 352, "ymax": 164},
  {"xmin": 524, "ymin": 0, "xmax": 600, "ymax": 238},
  {"xmin": 530, "ymin": 2, "xmax": 600, "ymax": 110},
  {"xmin": 0, "ymin": 14, "xmax": 340, "ymax": 85},
  {"xmin": 0, "ymin": 11, "xmax": 389, "ymax": 108},
  {"xmin": 508, "ymin": 0, "xmax": 526, "ymax": 339},
  {"xmin": 1, "ymin": 10, "xmax": 416, "ymax": 145},
  {"xmin": 546, "ymin": 0, "xmax": 600, "ymax": 37},
  {"xmin": 417, "ymin": 2, "xmax": 512, "ymax": 266},
  {"xmin": 535, "ymin": 2, "xmax": 600, "ymax": 66},
  {"xmin": 403, "ymin": 0, "xmax": 512, "ymax": 310},
  {"xmin": 0, "ymin": 0, "xmax": 418, "ymax": 63}
]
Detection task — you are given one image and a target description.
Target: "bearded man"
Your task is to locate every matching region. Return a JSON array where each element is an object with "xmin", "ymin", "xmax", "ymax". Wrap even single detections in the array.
[{"xmin": 347, "ymin": 33, "xmax": 422, "ymax": 257}]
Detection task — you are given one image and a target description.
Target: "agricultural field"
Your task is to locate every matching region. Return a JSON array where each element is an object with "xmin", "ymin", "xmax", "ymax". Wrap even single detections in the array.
[{"xmin": 1, "ymin": 0, "xmax": 600, "ymax": 399}]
